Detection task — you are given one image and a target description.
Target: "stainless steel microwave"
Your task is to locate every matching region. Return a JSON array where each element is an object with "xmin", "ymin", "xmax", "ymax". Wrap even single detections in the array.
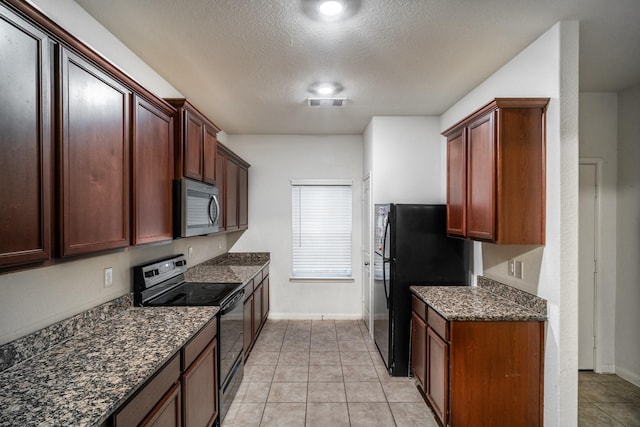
[{"xmin": 173, "ymin": 178, "xmax": 220, "ymax": 238}]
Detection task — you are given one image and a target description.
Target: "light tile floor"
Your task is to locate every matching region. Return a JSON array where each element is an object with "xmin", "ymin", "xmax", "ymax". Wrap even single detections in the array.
[
  {"xmin": 222, "ymin": 319, "xmax": 438, "ymax": 427},
  {"xmin": 579, "ymin": 371, "xmax": 640, "ymax": 426}
]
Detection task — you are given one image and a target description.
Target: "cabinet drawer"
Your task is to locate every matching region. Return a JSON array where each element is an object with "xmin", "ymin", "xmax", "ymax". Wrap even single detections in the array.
[
  {"xmin": 254, "ymin": 269, "xmax": 263, "ymax": 285},
  {"xmin": 411, "ymin": 295, "xmax": 427, "ymax": 322},
  {"xmin": 183, "ymin": 317, "xmax": 217, "ymax": 369},
  {"xmin": 244, "ymin": 278, "xmax": 255, "ymax": 299},
  {"xmin": 427, "ymin": 307, "xmax": 449, "ymax": 341},
  {"xmin": 114, "ymin": 353, "xmax": 180, "ymax": 427}
]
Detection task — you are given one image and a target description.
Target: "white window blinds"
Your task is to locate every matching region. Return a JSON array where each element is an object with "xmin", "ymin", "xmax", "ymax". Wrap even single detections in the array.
[{"xmin": 291, "ymin": 181, "xmax": 352, "ymax": 279}]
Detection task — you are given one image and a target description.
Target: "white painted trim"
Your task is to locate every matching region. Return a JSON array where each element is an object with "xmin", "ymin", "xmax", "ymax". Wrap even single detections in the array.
[
  {"xmin": 290, "ymin": 179, "xmax": 353, "ymax": 186},
  {"xmin": 579, "ymin": 157, "xmax": 604, "ymax": 373},
  {"xmin": 289, "ymin": 277, "xmax": 354, "ymax": 282},
  {"xmin": 616, "ymin": 365, "xmax": 640, "ymax": 388},
  {"xmin": 267, "ymin": 313, "xmax": 363, "ymax": 320}
]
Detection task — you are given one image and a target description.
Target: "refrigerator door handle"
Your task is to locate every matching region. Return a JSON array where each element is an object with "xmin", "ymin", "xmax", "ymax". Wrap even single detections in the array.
[{"xmin": 382, "ymin": 219, "xmax": 391, "ymax": 309}]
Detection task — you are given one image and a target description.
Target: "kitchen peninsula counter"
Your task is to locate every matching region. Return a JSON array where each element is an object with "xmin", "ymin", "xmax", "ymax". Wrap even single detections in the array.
[
  {"xmin": 0, "ymin": 298, "xmax": 218, "ymax": 427},
  {"xmin": 410, "ymin": 276, "xmax": 547, "ymax": 321}
]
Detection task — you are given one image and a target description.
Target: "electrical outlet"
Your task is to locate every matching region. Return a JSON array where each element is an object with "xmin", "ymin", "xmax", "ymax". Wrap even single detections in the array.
[
  {"xmin": 508, "ymin": 259, "xmax": 515, "ymax": 276},
  {"xmin": 188, "ymin": 247, "xmax": 193, "ymax": 259},
  {"xmin": 515, "ymin": 260, "xmax": 523, "ymax": 279},
  {"xmin": 104, "ymin": 267, "xmax": 113, "ymax": 287}
]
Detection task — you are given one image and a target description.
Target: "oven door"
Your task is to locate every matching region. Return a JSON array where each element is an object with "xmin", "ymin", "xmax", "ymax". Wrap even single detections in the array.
[{"xmin": 218, "ymin": 288, "xmax": 244, "ymax": 422}]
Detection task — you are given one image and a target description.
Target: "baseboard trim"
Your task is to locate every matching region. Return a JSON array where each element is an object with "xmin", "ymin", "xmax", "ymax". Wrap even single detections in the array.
[
  {"xmin": 616, "ymin": 365, "xmax": 640, "ymax": 387},
  {"xmin": 267, "ymin": 313, "xmax": 362, "ymax": 321}
]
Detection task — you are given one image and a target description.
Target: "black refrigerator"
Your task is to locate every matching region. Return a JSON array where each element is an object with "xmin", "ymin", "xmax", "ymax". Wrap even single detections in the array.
[{"xmin": 373, "ymin": 204, "xmax": 469, "ymax": 376}]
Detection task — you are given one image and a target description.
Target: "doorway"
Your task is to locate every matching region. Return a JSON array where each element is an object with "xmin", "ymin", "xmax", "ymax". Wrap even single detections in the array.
[
  {"xmin": 362, "ymin": 175, "xmax": 372, "ymax": 335},
  {"xmin": 578, "ymin": 161, "xmax": 600, "ymax": 370}
]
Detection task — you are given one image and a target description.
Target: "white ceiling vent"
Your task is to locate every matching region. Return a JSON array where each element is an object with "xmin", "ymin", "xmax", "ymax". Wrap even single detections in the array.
[{"xmin": 307, "ymin": 98, "xmax": 347, "ymax": 107}]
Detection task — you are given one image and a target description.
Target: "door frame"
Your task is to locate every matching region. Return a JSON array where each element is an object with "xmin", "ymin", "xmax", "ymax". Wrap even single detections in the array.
[
  {"xmin": 578, "ymin": 157, "xmax": 603, "ymax": 372},
  {"xmin": 362, "ymin": 173, "xmax": 373, "ymax": 338}
]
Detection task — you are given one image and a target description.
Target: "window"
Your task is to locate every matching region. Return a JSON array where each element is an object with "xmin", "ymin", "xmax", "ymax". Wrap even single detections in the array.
[{"xmin": 291, "ymin": 180, "xmax": 352, "ymax": 279}]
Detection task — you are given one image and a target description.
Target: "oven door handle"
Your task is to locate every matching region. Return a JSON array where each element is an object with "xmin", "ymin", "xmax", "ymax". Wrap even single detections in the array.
[{"xmin": 220, "ymin": 289, "xmax": 244, "ymax": 314}]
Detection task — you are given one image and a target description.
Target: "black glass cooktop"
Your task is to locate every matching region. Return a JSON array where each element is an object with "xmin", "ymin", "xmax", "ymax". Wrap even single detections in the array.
[{"xmin": 146, "ymin": 282, "xmax": 241, "ymax": 306}]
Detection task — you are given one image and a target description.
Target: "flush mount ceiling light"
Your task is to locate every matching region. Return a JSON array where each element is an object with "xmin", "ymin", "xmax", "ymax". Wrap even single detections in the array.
[
  {"xmin": 308, "ymin": 81, "xmax": 344, "ymax": 96},
  {"xmin": 301, "ymin": 0, "xmax": 361, "ymax": 22},
  {"xmin": 318, "ymin": 0, "xmax": 344, "ymax": 17}
]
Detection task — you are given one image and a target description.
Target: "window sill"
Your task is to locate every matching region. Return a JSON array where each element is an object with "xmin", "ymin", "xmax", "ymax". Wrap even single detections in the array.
[{"xmin": 289, "ymin": 277, "xmax": 355, "ymax": 283}]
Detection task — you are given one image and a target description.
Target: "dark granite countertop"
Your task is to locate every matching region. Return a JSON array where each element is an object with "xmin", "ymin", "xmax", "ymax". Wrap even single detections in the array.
[
  {"xmin": 410, "ymin": 282, "xmax": 547, "ymax": 322},
  {"xmin": 0, "ymin": 304, "xmax": 218, "ymax": 427},
  {"xmin": 184, "ymin": 252, "xmax": 270, "ymax": 285}
]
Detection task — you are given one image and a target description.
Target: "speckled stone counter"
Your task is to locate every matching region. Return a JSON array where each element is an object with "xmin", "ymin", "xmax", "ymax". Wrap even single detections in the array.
[
  {"xmin": 410, "ymin": 278, "xmax": 547, "ymax": 322},
  {"xmin": 184, "ymin": 252, "xmax": 270, "ymax": 284},
  {"xmin": 0, "ymin": 302, "xmax": 218, "ymax": 427}
]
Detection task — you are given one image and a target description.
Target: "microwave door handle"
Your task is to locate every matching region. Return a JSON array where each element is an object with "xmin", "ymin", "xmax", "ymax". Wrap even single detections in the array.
[{"xmin": 209, "ymin": 195, "xmax": 220, "ymax": 225}]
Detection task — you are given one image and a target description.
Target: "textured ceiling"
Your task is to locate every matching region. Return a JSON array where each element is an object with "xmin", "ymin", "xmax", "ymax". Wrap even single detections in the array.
[{"xmin": 73, "ymin": 0, "xmax": 640, "ymax": 135}]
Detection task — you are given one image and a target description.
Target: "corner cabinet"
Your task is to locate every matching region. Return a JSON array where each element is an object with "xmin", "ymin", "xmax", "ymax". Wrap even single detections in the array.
[
  {"xmin": 58, "ymin": 47, "xmax": 131, "ymax": 257},
  {"xmin": 0, "ymin": 4, "xmax": 53, "ymax": 267},
  {"xmin": 410, "ymin": 294, "xmax": 544, "ymax": 427},
  {"xmin": 442, "ymin": 98, "xmax": 549, "ymax": 245}
]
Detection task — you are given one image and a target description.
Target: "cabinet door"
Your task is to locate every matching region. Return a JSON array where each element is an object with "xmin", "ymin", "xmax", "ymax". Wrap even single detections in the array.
[
  {"xmin": 203, "ymin": 124, "xmax": 217, "ymax": 184},
  {"xmin": 0, "ymin": 6, "xmax": 52, "ymax": 267},
  {"xmin": 466, "ymin": 113, "xmax": 495, "ymax": 241},
  {"xmin": 427, "ymin": 327, "xmax": 448, "ymax": 426},
  {"xmin": 253, "ymin": 281, "xmax": 263, "ymax": 336},
  {"xmin": 411, "ymin": 312, "xmax": 427, "ymax": 391},
  {"xmin": 132, "ymin": 95, "xmax": 174, "ymax": 245},
  {"xmin": 141, "ymin": 382, "xmax": 182, "ymax": 427},
  {"xmin": 59, "ymin": 47, "xmax": 130, "ymax": 257},
  {"xmin": 183, "ymin": 109, "xmax": 205, "ymax": 181},
  {"xmin": 261, "ymin": 275, "xmax": 269, "ymax": 322},
  {"xmin": 182, "ymin": 338, "xmax": 218, "ymax": 427},
  {"xmin": 238, "ymin": 165, "xmax": 248, "ymax": 229},
  {"xmin": 225, "ymin": 157, "xmax": 239, "ymax": 230},
  {"xmin": 243, "ymin": 296, "xmax": 254, "ymax": 358},
  {"xmin": 215, "ymin": 148, "xmax": 226, "ymax": 230},
  {"xmin": 446, "ymin": 131, "xmax": 466, "ymax": 237}
]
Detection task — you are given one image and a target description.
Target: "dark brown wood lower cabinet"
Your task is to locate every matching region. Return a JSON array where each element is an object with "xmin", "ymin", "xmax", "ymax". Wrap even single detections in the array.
[
  {"xmin": 253, "ymin": 281, "xmax": 263, "ymax": 337},
  {"xmin": 411, "ymin": 296, "xmax": 544, "ymax": 427},
  {"xmin": 426, "ymin": 326, "xmax": 448, "ymax": 424},
  {"xmin": 410, "ymin": 312, "xmax": 427, "ymax": 391},
  {"xmin": 243, "ymin": 295, "xmax": 254, "ymax": 359},
  {"xmin": 261, "ymin": 275, "xmax": 270, "ymax": 323},
  {"xmin": 141, "ymin": 382, "xmax": 182, "ymax": 427},
  {"xmin": 182, "ymin": 339, "xmax": 218, "ymax": 427}
]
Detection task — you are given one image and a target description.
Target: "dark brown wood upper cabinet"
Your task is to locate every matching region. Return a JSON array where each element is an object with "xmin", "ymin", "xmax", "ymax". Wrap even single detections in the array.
[
  {"xmin": 166, "ymin": 99, "xmax": 219, "ymax": 184},
  {"xmin": 224, "ymin": 155, "xmax": 239, "ymax": 231},
  {"xmin": 132, "ymin": 95, "xmax": 175, "ymax": 246},
  {"xmin": 215, "ymin": 146, "xmax": 226, "ymax": 231},
  {"xmin": 203, "ymin": 124, "xmax": 217, "ymax": 184},
  {"xmin": 0, "ymin": 4, "xmax": 53, "ymax": 267},
  {"xmin": 238, "ymin": 163, "xmax": 248, "ymax": 229},
  {"xmin": 443, "ymin": 98, "xmax": 549, "ymax": 245},
  {"xmin": 58, "ymin": 47, "xmax": 131, "ymax": 257}
]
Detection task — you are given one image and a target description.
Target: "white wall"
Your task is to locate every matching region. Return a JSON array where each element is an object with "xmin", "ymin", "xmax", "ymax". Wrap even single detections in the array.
[
  {"xmin": 440, "ymin": 22, "xmax": 580, "ymax": 427},
  {"xmin": 225, "ymin": 135, "xmax": 364, "ymax": 319},
  {"xmin": 616, "ymin": 83, "xmax": 640, "ymax": 386},
  {"xmin": 0, "ymin": 0, "xmax": 230, "ymax": 346},
  {"xmin": 27, "ymin": 0, "xmax": 181, "ymax": 99},
  {"xmin": 364, "ymin": 117, "xmax": 444, "ymax": 204},
  {"xmin": 579, "ymin": 92, "xmax": 618, "ymax": 373}
]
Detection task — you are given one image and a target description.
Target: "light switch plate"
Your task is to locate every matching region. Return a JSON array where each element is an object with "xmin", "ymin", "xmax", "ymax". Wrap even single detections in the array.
[{"xmin": 104, "ymin": 267, "xmax": 113, "ymax": 287}]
